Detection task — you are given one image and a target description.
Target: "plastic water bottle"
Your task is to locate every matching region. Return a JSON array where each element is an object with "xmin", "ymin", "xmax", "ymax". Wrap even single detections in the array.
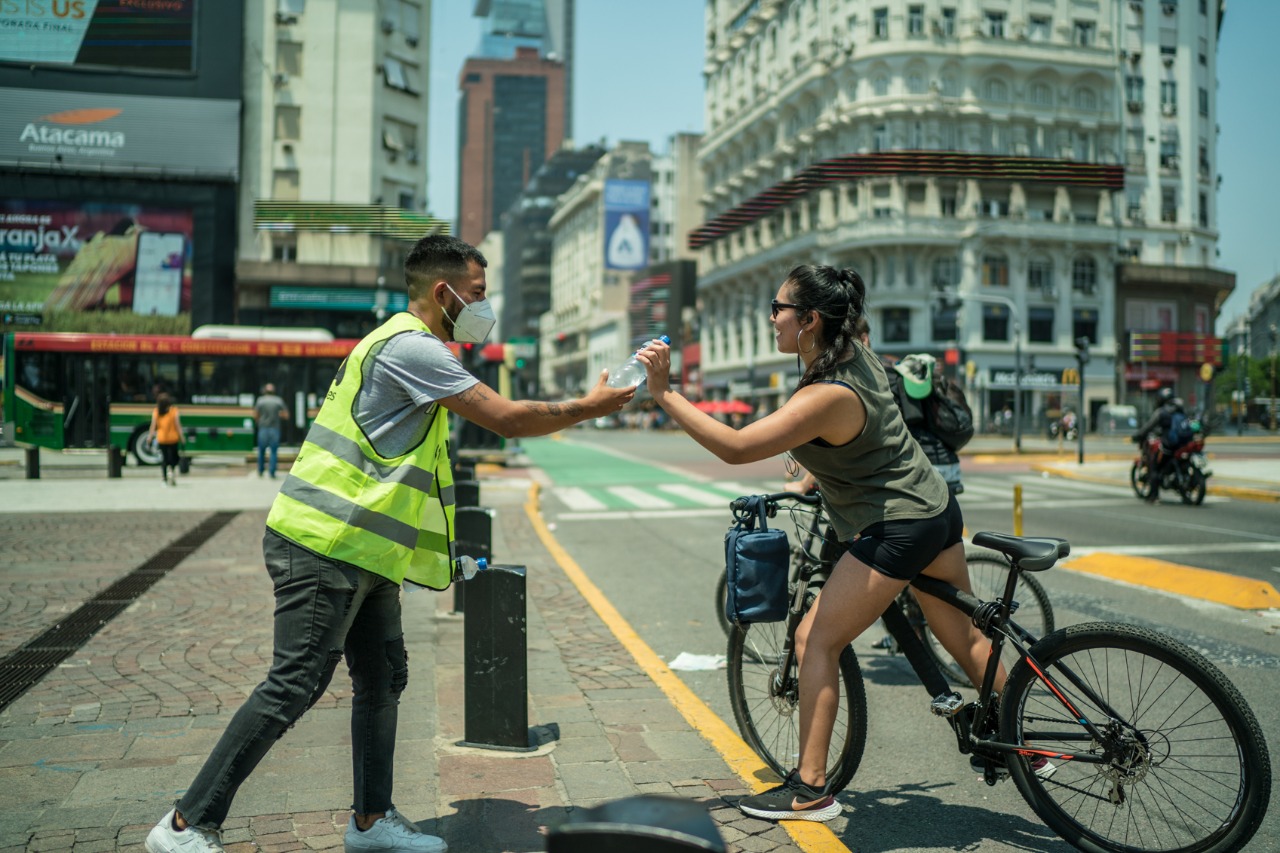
[
  {"xmin": 607, "ymin": 335, "xmax": 670, "ymax": 388},
  {"xmin": 452, "ymin": 555, "xmax": 487, "ymax": 582}
]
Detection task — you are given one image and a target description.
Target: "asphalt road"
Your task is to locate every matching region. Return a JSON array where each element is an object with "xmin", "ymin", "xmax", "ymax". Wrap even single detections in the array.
[{"xmin": 524, "ymin": 428, "xmax": 1280, "ymax": 853}]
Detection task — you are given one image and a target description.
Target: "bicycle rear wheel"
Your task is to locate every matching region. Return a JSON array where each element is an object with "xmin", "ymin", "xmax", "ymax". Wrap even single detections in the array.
[
  {"xmin": 1001, "ymin": 623, "xmax": 1271, "ymax": 853},
  {"xmin": 726, "ymin": 607, "xmax": 867, "ymax": 796},
  {"xmin": 918, "ymin": 553, "xmax": 1055, "ymax": 687}
]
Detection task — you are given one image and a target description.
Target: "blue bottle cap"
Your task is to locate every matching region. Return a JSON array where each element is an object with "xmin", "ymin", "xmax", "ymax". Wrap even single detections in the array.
[
  {"xmin": 659, "ymin": 335, "xmax": 670, "ymax": 344},
  {"xmin": 477, "ymin": 557, "xmax": 488, "ymax": 571}
]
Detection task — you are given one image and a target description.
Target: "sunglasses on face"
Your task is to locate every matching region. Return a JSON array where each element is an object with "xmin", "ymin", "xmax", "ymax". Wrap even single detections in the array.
[{"xmin": 770, "ymin": 300, "xmax": 803, "ymax": 319}]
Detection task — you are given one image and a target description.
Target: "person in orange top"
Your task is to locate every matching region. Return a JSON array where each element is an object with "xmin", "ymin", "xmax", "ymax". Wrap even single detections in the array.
[{"xmin": 148, "ymin": 393, "xmax": 185, "ymax": 486}]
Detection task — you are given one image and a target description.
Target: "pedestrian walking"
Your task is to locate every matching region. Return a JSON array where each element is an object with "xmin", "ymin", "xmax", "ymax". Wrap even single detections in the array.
[
  {"xmin": 635, "ymin": 264, "xmax": 1013, "ymax": 823},
  {"xmin": 147, "ymin": 393, "xmax": 184, "ymax": 487},
  {"xmin": 253, "ymin": 382, "xmax": 289, "ymax": 478},
  {"xmin": 145, "ymin": 234, "xmax": 634, "ymax": 853}
]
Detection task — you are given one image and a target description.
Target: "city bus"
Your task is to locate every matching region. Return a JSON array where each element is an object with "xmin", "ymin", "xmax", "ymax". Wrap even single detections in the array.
[{"xmin": 2, "ymin": 326, "xmax": 358, "ymax": 464}]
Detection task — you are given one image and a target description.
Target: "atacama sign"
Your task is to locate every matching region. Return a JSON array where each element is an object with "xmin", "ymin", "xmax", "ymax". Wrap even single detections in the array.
[{"xmin": 0, "ymin": 87, "xmax": 239, "ymax": 177}]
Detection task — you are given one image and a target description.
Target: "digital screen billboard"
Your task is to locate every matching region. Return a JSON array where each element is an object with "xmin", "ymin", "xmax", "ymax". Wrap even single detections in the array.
[
  {"xmin": 603, "ymin": 179, "xmax": 650, "ymax": 271},
  {"xmin": 0, "ymin": 0, "xmax": 197, "ymax": 73},
  {"xmin": 1, "ymin": 200, "xmax": 194, "ymax": 333}
]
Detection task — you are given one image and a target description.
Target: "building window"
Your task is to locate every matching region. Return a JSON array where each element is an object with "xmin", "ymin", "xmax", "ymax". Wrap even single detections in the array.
[
  {"xmin": 985, "ymin": 78, "xmax": 1008, "ymax": 102},
  {"xmin": 382, "ymin": 118, "xmax": 416, "ymax": 155},
  {"xmin": 1199, "ymin": 191, "xmax": 1209, "ymax": 227},
  {"xmin": 272, "ymin": 169, "xmax": 300, "ymax": 201},
  {"xmin": 933, "ymin": 256, "xmax": 959, "ymax": 290},
  {"xmin": 1073, "ymin": 20, "xmax": 1095, "ymax": 46},
  {"xmin": 982, "ymin": 304, "xmax": 1009, "ymax": 341},
  {"xmin": 1028, "ymin": 307, "xmax": 1055, "ymax": 343},
  {"xmin": 873, "ymin": 75, "xmax": 889, "ymax": 97},
  {"xmin": 882, "ymin": 308, "xmax": 911, "ymax": 342},
  {"xmin": 382, "ymin": 57, "xmax": 420, "ymax": 94},
  {"xmin": 932, "ymin": 305, "xmax": 958, "ymax": 342},
  {"xmin": 908, "ymin": 5, "xmax": 924, "ymax": 35},
  {"xmin": 1162, "ymin": 187, "xmax": 1178, "ymax": 222},
  {"xmin": 278, "ymin": 0, "xmax": 305, "ymax": 14},
  {"xmin": 1160, "ymin": 139, "xmax": 1179, "ymax": 169},
  {"xmin": 1199, "ymin": 36, "xmax": 1208, "ymax": 64},
  {"xmin": 984, "ymin": 11, "xmax": 1006, "ymax": 38},
  {"xmin": 276, "ymin": 41, "xmax": 303, "ymax": 77},
  {"xmin": 1074, "ymin": 87, "xmax": 1097, "ymax": 111},
  {"xmin": 1160, "ymin": 80, "xmax": 1177, "ymax": 113},
  {"xmin": 1125, "ymin": 75, "xmax": 1144, "ymax": 106},
  {"xmin": 1028, "ymin": 257, "xmax": 1053, "ymax": 294},
  {"xmin": 872, "ymin": 123, "xmax": 888, "ymax": 151},
  {"xmin": 873, "ymin": 7, "xmax": 888, "ymax": 39},
  {"xmin": 1073, "ymin": 309, "xmax": 1098, "ymax": 344},
  {"xmin": 941, "ymin": 7, "xmax": 956, "ymax": 36},
  {"xmin": 981, "ymin": 253, "xmax": 1009, "ymax": 287},
  {"xmin": 1072, "ymin": 256, "xmax": 1097, "ymax": 293},
  {"xmin": 274, "ymin": 105, "xmax": 301, "ymax": 140},
  {"xmin": 271, "ymin": 237, "xmax": 297, "ymax": 263},
  {"xmin": 1199, "ymin": 87, "xmax": 1209, "ymax": 116},
  {"xmin": 1199, "ymin": 142, "xmax": 1210, "ymax": 178},
  {"xmin": 1030, "ymin": 81, "xmax": 1053, "ymax": 106}
]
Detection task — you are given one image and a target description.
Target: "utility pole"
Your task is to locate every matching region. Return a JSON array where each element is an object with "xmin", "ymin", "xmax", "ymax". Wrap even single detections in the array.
[
  {"xmin": 1074, "ymin": 337, "xmax": 1090, "ymax": 464},
  {"xmin": 1271, "ymin": 324, "xmax": 1278, "ymax": 431}
]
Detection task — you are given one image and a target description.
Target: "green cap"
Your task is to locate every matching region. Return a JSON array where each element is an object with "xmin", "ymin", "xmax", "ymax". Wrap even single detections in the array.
[{"xmin": 894, "ymin": 353, "xmax": 936, "ymax": 400}]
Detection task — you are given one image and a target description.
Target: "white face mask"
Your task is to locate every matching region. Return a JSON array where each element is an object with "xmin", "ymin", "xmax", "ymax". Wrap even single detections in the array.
[{"xmin": 444, "ymin": 283, "xmax": 496, "ymax": 344}]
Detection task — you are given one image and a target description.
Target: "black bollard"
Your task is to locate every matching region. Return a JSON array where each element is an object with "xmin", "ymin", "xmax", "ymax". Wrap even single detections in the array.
[
  {"xmin": 107, "ymin": 445, "xmax": 124, "ymax": 478},
  {"xmin": 24, "ymin": 446, "xmax": 40, "ymax": 479},
  {"xmin": 454, "ymin": 478, "xmax": 481, "ymax": 509},
  {"xmin": 453, "ymin": 462, "xmax": 476, "ymax": 483},
  {"xmin": 451, "ymin": 506, "xmax": 493, "ymax": 614},
  {"xmin": 461, "ymin": 564, "xmax": 532, "ymax": 751}
]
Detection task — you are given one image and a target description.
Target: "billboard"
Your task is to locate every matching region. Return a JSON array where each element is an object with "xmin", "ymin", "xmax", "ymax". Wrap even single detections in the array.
[
  {"xmin": 1, "ymin": 200, "xmax": 194, "ymax": 333},
  {"xmin": 0, "ymin": 87, "xmax": 240, "ymax": 178},
  {"xmin": 0, "ymin": 0, "xmax": 196, "ymax": 73},
  {"xmin": 603, "ymin": 179, "xmax": 650, "ymax": 271}
]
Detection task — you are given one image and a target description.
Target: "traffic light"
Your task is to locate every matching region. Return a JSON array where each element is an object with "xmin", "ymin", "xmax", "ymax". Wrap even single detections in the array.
[{"xmin": 1074, "ymin": 336, "xmax": 1091, "ymax": 365}]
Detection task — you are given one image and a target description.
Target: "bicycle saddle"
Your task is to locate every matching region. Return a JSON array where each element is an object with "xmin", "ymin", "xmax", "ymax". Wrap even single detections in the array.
[{"xmin": 971, "ymin": 532, "xmax": 1069, "ymax": 572}]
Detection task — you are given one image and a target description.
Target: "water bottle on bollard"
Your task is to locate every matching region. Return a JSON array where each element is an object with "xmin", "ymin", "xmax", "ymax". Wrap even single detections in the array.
[
  {"xmin": 453, "ymin": 555, "xmax": 487, "ymax": 582},
  {"xmin": 606, "ymin": 335, "xmax": 670, "ymax": 388}
]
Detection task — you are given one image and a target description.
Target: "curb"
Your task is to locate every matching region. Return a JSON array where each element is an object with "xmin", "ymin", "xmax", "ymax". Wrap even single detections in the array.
[{"xmin": 1031, "ymin": 462, "xmax": 1280, "ymax": 503}]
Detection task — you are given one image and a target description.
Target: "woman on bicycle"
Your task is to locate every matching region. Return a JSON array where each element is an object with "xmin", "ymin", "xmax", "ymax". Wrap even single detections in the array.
[{"xmin": 635, "ymin": 264, "xmax": 995, "ymax": 823}]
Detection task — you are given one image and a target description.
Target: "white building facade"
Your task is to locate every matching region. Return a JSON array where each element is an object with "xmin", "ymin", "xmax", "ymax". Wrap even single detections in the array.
[
  {"xmin": 697, "ymin": 0, "xmax": 1229, "ymax": 428},
  {"xmin": 235, "ymin": 0, "xmax": 443, "ymax": 336}
]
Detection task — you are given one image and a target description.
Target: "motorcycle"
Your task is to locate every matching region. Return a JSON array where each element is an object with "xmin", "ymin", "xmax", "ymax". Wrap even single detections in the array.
[
  {"xmin": 1129, "ymin": 421, "xmax": 1211, "ymax": 505},
  {"xmin": 1048, "ymin": 412, "xmax": 1079, "ymax": 441}
]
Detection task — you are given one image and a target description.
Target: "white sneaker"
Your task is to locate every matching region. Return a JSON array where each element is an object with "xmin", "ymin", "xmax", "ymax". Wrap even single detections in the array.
[
  {"xmin": 345, "ymin": 809, "xmax": 447, "ymax": 852},
  {"xmin": 145, "ymin": 809, "xmax": 225, "ymax": 852}
]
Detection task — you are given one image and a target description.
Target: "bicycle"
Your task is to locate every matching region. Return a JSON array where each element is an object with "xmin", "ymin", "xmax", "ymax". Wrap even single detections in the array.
[
  {"xmin": 714, "ymin": 490, "xmax": 1054, "ymax": 686},
  {"xmin": 725, "ymin": 491, "xmax": 1271, "ymax": 853}
]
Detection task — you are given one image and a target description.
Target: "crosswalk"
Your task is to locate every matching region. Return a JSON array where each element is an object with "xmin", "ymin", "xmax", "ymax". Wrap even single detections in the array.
[{"xmin": 542, "ymin": 473, "xmax": 1229, "ymax": 521}]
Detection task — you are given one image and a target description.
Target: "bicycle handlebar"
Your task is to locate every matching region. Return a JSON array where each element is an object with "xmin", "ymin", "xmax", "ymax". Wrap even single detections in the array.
[{"xmin": 729, "ymin": 491, "xmax": 823, "ymax": 512}]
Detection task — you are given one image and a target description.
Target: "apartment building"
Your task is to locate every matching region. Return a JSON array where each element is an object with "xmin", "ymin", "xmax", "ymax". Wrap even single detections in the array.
[
  {"xmin": 235, "ymin": 0, "xmax": 445, "ymax": 337},
  {"xmin": 697, "ymin": 0, "xmax": 1231, "ymax": 425}
]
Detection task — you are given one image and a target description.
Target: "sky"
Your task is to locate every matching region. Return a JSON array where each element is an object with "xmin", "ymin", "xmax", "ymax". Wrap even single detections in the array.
[{"xmin": 426, "ymin": 0, "xmax": 1279, "ymax": 333}]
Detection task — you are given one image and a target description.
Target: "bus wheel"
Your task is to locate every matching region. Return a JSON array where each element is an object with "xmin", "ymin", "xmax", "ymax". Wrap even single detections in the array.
[{"xmin": 130, "ymin": 427, "xmax": 163, "ymax": 466}]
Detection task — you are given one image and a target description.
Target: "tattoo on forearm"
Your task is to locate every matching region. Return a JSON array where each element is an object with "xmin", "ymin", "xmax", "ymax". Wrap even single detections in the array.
[
  {"xmin": 521, "ymin": 400, "xmax": 584, "ymax": 418},
  {"xmin": 457, "ymin": 385, "xmax": 491, "ymax": 404}
]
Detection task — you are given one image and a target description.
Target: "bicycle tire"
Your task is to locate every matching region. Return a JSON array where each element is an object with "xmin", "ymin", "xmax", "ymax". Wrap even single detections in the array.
[
  {"xmin": 715, "ymin": 569, "xmax": 733, "ymax": 638},
  {"xmin": 1000, "ymin": 622, "xmax": 1271, "ymax": 853},
  {"xmin": 726, "ymin": 602, "xmax": 868, "ymax": 796},
  {"xmin": 917, "ymin": 554, "xmax": 1056, "ymax": 688}
]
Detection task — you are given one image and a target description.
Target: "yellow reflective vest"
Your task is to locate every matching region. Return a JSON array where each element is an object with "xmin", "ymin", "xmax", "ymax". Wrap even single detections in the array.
[{"xmin": 267, "ymin": 312, "xmax": 456, "ymax": 589}]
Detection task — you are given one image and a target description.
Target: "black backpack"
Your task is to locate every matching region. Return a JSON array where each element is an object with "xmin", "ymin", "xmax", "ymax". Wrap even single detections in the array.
[{"xmin": 924, "ymin": 375, "xmax": 975, "ymax": 451}]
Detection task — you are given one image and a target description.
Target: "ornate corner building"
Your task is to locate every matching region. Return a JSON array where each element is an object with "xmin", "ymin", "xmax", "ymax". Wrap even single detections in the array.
[{"xmin": 695, "ymin": 0, "xmax": 1231, "ymax": 427}]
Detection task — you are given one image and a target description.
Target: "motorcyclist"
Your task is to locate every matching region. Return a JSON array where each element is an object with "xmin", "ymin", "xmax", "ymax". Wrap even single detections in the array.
[{"xmin": 1133, "ymin": 387, "xmax": 1187, "ymax": 503}]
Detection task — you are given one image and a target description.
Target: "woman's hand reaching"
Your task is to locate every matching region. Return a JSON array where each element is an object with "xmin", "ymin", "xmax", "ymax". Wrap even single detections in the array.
[{"xmin": 634, "ymin": 338, "xmax": 672, "ymax": 396}]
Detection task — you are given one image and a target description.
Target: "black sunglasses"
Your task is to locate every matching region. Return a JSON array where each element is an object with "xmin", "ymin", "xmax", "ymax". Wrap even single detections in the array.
[{"xmin": 770, "ymin": 300, "xmax": 803, "ymax": 319}]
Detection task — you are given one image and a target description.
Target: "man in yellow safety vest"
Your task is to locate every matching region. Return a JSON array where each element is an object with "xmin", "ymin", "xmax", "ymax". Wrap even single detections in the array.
[{"xmin": 145, "ymin": 234, "xmax": 635, "ymax": 853}]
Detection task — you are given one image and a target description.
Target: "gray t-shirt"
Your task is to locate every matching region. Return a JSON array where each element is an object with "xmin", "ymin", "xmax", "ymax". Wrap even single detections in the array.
[
  {"xmin": 254, "ymin": 394, "xmax": 288, "ymax": 430},
  {"xmin": 353, "ymin": 330, "xmax": 478, "ymax": 458}
]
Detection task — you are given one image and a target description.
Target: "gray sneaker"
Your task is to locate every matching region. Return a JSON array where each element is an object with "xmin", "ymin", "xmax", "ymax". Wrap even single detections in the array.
[
  {"xmin": 345, "ymin": 809, "xmax": 447, "ymax": 852},
  {"xmin": 145, "ymin": 809, "xmax": 224, "ymax": 852}
]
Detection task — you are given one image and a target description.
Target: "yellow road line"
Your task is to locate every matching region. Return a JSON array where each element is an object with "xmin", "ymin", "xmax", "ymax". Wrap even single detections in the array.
[
  {"xmin": 523, "ymin": 482, "xmax": 847, "ymax": 853},
  {"xmin": 1064, "ymin": 553, "xmax": 1280, "ymax": 610}
]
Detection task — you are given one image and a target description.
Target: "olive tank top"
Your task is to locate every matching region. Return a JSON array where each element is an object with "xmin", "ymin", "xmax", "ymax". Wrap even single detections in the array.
[{"xmin": 787, "ymin": 342, "xmax": 949, "ymax": 541}]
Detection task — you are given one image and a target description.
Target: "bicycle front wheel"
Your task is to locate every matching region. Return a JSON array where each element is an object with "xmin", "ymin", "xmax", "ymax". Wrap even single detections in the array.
[
  {"xmin": 726, "ymin": 613, "xmax": 867, "ymax": 796},
  {"xmin": 919, "ymin": 553, "xmax": 1056, "ymax": 688},
  {"xmin": 1001, "ymin": 623, "xmax": 1271, "ymax": 853}
]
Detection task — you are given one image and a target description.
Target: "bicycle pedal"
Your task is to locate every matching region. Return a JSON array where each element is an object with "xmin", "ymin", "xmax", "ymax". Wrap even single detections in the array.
[{"xmin": 930, "ymin": 691, "xmax": 965, "ymax": 717}]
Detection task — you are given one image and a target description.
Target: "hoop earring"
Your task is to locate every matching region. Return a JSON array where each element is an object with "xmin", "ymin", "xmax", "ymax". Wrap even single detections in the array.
[{"xmin": 797, "ymin": 329, "xmax": 817, "ymax": 354}]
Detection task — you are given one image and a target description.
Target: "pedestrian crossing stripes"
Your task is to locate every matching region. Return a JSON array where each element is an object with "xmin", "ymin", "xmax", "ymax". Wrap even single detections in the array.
[{"xmin": 544, "ymin": 475, "xmax": 1177, "ymax": 521}]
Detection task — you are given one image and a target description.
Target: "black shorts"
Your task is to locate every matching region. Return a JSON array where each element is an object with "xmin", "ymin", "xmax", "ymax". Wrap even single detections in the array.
[
  {"xmin": 159, "ymin": 442, "xmax": 181, "ymax": 467},
  {"xmin": 845, "ymin": 492, "xmax": 964, "ymax": 581}
]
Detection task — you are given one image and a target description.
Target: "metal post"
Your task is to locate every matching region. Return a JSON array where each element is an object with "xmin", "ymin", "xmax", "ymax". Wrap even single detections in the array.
[
  {"xmin": 461, "ymin": 564, "xmax": 532, "ymax": 751},
  {"xmin": 1013, "ymin": 326, "xmax": 1022, "ymax": 453},
  {"xmin": 1270, "ymin": 324, "xmax": 1277, "ymax": 431},
  {"xmin": 1237, "ymin": 335, "xmax": 1245, "ymax": 436},
  {"xmin": 24, "ymin": 446, "xmax": 39, "ymax": 479},
  {"xmin": 452, "ymin": 506, "xmax": 492, "ymax": 614},
  {"xmin": 1077, "ymin": 365, "xmax": 1086, "ymax": 465},
  {"xmin": 107, "ymin": 445, "xmax": 124, "ymax": 478}
]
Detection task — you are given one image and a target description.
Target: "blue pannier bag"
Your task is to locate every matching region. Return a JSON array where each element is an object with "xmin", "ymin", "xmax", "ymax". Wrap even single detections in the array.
[{"xmin": 724, "ymin": 495, "xmax": 791, "ymax": 625}]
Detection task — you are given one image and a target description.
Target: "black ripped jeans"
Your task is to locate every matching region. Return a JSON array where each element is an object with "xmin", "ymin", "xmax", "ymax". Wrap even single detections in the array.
[{"xmin": 176, "ymin": 529, "xmax": 408, "ymax": 829}]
